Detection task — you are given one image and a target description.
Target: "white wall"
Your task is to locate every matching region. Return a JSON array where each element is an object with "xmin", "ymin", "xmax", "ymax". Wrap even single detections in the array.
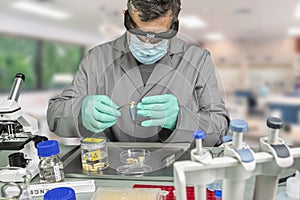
[{"xmin": 205, "ymin": 37, "xmax": 297, "ymax": 94}]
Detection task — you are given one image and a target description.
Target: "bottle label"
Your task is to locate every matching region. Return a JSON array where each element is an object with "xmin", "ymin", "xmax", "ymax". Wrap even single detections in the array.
[
  {"xmin": 89, "ymin": 150, "xmax": 102, "ymax": 161},
  {"xmin": 53, "ymin": 166, "xmax": 62, "ymax": 181}
]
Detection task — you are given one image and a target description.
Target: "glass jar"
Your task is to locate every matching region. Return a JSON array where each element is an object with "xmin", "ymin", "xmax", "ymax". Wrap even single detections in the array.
[
  {"xmin": 81, "ymin": 137, "xmax": 109, "ymax": 172},
  {"xmin": 37, "ymin": 140, "xmax": 64, "ymax": 183},
  {"xmin": 0, "ymin": 167, "xmax": 32, "ymax": 199}
]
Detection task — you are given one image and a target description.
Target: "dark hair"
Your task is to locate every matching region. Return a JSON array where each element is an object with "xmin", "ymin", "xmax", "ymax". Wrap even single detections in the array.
[{"xmin": 127, "ymin": 0, "xmax": 181, "ymax": 23}]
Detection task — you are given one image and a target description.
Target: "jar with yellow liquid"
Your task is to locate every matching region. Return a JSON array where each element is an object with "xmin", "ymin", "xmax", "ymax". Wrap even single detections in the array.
[{"xmin": 80, "ymin": 137, "xmax": 109, "ymax": 172}]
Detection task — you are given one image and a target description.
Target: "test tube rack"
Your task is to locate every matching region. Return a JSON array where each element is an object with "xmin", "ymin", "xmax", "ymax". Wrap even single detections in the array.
[{"xmin": 173, "ymin": 118, "xmax": 300, "ymax": 200}]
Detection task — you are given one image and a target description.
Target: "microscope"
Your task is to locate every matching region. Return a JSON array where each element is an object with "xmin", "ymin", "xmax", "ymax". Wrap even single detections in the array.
[{"xmin": 0, "ymin": 73, "xmax": 46, "ymax": 178}]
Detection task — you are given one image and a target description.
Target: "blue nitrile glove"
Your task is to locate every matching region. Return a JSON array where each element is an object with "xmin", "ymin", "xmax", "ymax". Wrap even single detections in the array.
[
  {"xmin": 82, "ymin": 95, "xmax": 121, "ymax": 133},
  {"xmin": 137, "ymin": 94, "xmax": 179, "ymax": 130}
]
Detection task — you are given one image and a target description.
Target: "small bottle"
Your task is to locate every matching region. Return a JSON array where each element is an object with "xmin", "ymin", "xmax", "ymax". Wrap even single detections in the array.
[
  {"xmin": 44, "ymin": 187, "xmax": 76, "ymax": 200},
  {"xmin": 276, "ymin": 171, "xmax": 300, "ymax": 200},
  {"xmin": 37, "ymin": 140, "xmax": 64, "ymax": 183},
  {"xmin": 81, "ymin": 137, "xmax": 109, "ymax": 172}
]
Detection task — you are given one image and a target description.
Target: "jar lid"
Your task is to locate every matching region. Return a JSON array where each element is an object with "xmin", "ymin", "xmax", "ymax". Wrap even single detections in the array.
[
  {"xmin": 44, "ymin": 187, "xmax": 76, "ymax": 200},
  {"xmin": 37, "ymin": 140, "xmax": 60, "ymax": 157},
  {"xmin": 81, "ymin": 137, "xmax": 106, "ymax": 149}
]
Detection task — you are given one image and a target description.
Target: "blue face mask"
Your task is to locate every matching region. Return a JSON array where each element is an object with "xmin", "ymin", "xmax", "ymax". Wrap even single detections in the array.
[{"xmin": 129, "ymin": 34, "xmax": 169, "ymax": 65}]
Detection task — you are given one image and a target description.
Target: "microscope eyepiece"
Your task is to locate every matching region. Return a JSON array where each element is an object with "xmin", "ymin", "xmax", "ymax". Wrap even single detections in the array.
[
  {"xmin": 8, "ymin": 73, "xmax": 25, "ymax": 102},
  {"xmin": 15, "ymin": 73, "xmax": 25, "ymax": 81}
]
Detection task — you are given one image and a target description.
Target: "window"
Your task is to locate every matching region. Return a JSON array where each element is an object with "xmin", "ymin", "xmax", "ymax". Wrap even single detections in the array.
[
  {"xmin": 0, "ymin": 34, "xmax": 84, "ymax": 92},
  {"xmin": 42, "ymin": 42, "xmax": 82, "ymax": 89},
  {"xmin": 0, "ymin": 35, "xmax": 37, "ymax": 91}
]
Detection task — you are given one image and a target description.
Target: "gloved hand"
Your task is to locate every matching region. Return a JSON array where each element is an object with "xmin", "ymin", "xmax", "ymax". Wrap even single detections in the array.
[
  {"xmin": 82, "ymin": 95, "xmax": 121, "ymax": 133},
  {"xmin": 137, "ymin": 94, "xmax": 179, "ymax": 130}
]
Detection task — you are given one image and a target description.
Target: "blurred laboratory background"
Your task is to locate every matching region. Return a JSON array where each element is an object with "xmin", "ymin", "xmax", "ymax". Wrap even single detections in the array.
[{"xmin": 0, "ymin": 0, "xmax": 300, "ymax": 146}]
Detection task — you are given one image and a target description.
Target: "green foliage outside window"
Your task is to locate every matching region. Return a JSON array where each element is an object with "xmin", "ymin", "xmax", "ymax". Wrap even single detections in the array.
[
  {"xmin": 42, "ymin": 42, "xmax": 82, "ymax": 89},
  {"xmin": 0, "ymin": 35, "xmax": 83, "ymax": 91},
  {"xmin": 0, "ymin": 36, "xmax": 37, "ymax": 91}
]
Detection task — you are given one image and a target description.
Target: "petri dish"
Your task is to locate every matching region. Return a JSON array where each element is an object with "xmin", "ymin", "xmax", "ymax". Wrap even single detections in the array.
[
  {"xmin": 116, "ymin": 164, "xmax": 152, "ymax": 176},
  {"xmin": 117, "ymin": 149, "xmax": 152, "ymax": 176},
  {"xmin": 120, "ymin": 149, "xmax": 150, "ymax": 165}
]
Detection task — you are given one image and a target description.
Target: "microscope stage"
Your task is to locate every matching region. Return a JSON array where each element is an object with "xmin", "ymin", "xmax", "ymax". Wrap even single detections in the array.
[{"xmin": 0, "ymin": 137, "xmax": 33, "ymax": 150}]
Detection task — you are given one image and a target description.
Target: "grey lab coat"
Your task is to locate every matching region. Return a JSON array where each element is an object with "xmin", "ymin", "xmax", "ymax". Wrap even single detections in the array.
[{"xmin": 47, "ymin": 33, "xmax": 229, "ymax": 146}]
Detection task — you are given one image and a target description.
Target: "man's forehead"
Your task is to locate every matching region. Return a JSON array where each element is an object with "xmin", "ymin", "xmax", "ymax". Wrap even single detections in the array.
[{"xmin": 130, "ymin": 9, "xmax": 173, "ymax": 29}]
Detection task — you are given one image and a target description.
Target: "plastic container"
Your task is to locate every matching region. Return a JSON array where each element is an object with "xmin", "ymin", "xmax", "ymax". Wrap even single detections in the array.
[
  {"xmin": 276, "ymin": 192, "xmax": 298, "ymax": 200},
  {"xmin": 214, "ymin": 189, "xmax": 222, "ymax": 200},
  {"xmin": 132, "ymin": 184, "xmax": 195, "ymax": 200},
  {"xmin": 207, "ymin": 180, "xmax": 222, "ymax": 200},
  {"xmin": 160, "ymin": 190, "xmax": 169, "ymax": 200},
  {"xmin": 44, "ymin": 187, "xmax": 76, "ymax": 200},
  {"xmin": 276, "ymin": 171, "xmax": 300, "ymax": 200},
  {"xmin": 91, "ymin": 188, "xmax": 161, "ymax": 200},
  {"xmin": 80, "ymin": 137, "xmax": 109, "ymax": 172},
  {"xmin": 37, "ymin": 140, "xmax": 64, "ymax": 183}
]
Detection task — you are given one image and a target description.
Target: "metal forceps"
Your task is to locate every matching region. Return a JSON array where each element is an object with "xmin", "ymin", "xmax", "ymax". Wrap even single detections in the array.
[{"xmin": 117, "ymin": 104, "xmax": 128, "ymax": 111}]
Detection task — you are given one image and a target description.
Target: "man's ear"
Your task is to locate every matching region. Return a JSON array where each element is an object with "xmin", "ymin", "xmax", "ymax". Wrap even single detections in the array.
[{"xmin": 123, "ymin": 10, "xmax": 126, "ymax": 14}]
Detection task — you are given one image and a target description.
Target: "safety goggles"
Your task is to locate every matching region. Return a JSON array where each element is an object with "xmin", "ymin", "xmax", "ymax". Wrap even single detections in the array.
[{"xmin": 124, "ymin": 10, "xmax": 179, "ymax": 44}]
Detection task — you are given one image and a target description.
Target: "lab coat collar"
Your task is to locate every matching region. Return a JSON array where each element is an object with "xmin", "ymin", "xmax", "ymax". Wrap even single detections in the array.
[
  {"xmin": 168, "ymin": 35, "xmax": 185, "ymax": 55},
  {"xmin": 140, "ymin": 53, "xmax": 174, "ymax": 98},
  {"xmin": 113, "ymin": 32, "xmax": 185, "ymax": 55},
  {"xmin": 118, "ymin": 52, "xmax": 175, "ymax": 100},
  {"xmin": 118, "ymin": 50, "xmax": 145, "ymax": 95},
  {"xmin": 115, "ymin": 32, "xmax": 184, "ymax": 97}
]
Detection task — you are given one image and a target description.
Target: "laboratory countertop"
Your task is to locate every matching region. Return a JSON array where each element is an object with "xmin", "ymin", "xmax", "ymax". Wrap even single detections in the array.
[
  {"xmin": 0, "ymin": 142, "xmax": 291, "ymax": 200},
  {"xmin": 264, "ymin": 95, "xmax": 300, "ymax": 106},
  {"xmin": 0, "ymin": 142, "xmax": 191, "ymax": 200}
]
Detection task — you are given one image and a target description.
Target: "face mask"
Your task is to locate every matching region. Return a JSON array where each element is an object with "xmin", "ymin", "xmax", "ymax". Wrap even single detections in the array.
[{"xmin": 129, "ymin": 34, "xmax": 168, "ymax": 65}]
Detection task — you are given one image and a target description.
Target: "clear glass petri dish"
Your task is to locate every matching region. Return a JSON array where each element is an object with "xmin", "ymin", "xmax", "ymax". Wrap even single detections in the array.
[
  {"xmin": 116, "ymin": 164, "xmax": 152, "ymax": 176},
  {"xmin": 119, "ymin": 149, "xmax": 150, "ymax": 165},
  {"xmin": 117, "ymin": 149, "xmax": 152, "ymax": 176}
]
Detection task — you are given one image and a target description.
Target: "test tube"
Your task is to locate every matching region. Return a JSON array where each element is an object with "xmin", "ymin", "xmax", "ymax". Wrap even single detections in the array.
[
  {"xmin": 130, "ymin": 101, "xmax": 136, "ymax": 121},
  {"xmin": 193, "ymin": 130, "xmax": 206, "ymax": 155}
]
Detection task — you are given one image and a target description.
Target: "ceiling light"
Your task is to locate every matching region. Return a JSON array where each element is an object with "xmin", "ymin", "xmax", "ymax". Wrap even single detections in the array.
[
  {"xmin": 295, "ymin": 1, "xmax": 300, "ymax": 18},
  {"xmin": 205, "ymin": 33, "xmax": 224, "ymax": 41},
  {"xmin": 288, "ymin": 27, "xmax": 300, "ymax": 36},
  {"xmin": 11, "ymin": 1, "xmax": 70, "ymax": 20},
  {"xmin": 180, "ymin": 15, "xmax": 207, "ymax": 29}
]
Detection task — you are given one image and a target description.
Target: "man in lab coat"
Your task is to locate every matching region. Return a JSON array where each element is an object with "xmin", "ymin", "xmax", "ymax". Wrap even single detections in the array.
[{"xmin": 47, "ymin": 0, "xmax": 229, "ymax": 146}]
